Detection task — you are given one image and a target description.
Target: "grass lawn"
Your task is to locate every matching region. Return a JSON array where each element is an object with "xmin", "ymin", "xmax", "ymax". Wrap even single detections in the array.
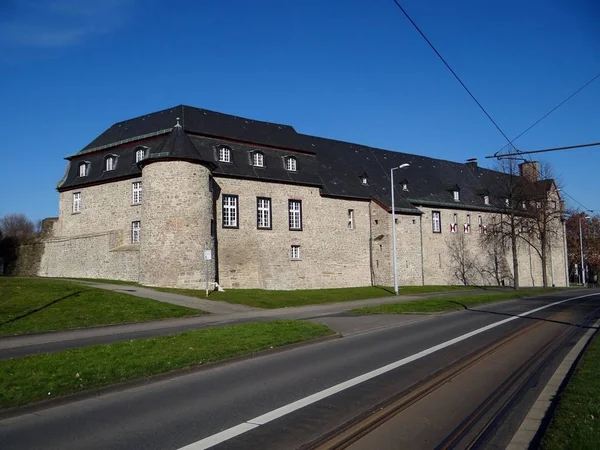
[
  {"xmin": 350, "ymin": 288, "xmax": 561, "ymax": 314},
  {"xmin": 541, "ymin": 333, "xmax": 600, "ymax": 450},
  {"xmin": 0, "ymin": 320, "xmax": 333, "ymax": 409},
  {"xmin": 0, "ymin": 278, "xmax": 200, "ymax": 336},
  {"xmin": 152, "ymin": 285, "xmax": 478, "ymax": 309}
]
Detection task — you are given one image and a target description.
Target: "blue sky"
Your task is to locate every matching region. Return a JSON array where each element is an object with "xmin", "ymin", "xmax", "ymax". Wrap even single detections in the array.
[{"xmin": 1, "ymin": 0, "xmax": 599, "ymax": 221}]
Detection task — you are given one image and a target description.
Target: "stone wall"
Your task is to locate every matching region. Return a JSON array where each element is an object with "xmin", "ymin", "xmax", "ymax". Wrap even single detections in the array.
[
  {"xmin": 39, "ymin": 231, "xmax": 140, "ymax": 281},
  {"xmin": 57, "ymin": 177, "xmax": 142, "ymax": 245},
  {"xmin": 214, "ymin": 177, "xmax": 371, "ymax": 289}
]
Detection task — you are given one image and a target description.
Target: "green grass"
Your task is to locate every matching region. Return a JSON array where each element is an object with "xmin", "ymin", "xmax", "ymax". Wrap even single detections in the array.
[
  {"xmin": 351, "ymin": 288, "xmax": 561, "ymax": 314},
  {"xmin": 151, "ymin": 285, "xmax": 476, "ymax": 309},
  {"xmin": 0, "ymin": 278, "xmax": 201, "ymax": 336},
  {"xmin": 0, "ymin": 320, "xmax": 333, "ymax": 408},
  {"xmin": 541, "ymin": 333, "xmax": 600, "ymax": 450}
]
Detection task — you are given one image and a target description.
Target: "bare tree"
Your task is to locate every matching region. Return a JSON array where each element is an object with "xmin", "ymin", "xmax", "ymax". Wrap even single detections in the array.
[
  {"xmin": 0, "ymin": 213, "xmax": 36, "ymax": 240},
  {"xmin": 448, "ymin": 231, "xmax": 478, "ymax": 285},
  {"xmin": 480, "ymin": 226, "xmax": 512, "ymax": 286}
]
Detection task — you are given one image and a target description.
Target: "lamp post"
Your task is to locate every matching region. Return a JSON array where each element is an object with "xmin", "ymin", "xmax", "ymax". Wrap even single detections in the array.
[
  {"xmin": 391, "ymin": 163, "xmax": 410, "ymax": 295},
  {"xmin": 579, "ymin": 215, "xmax": 591, "ymax": 285}
]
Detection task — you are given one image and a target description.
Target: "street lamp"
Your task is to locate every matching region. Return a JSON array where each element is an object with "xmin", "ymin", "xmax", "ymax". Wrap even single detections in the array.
[
  {"xmin": 391, "ymin": 163, "xmax": 410, "ymax": 295},
  {"xmin": 579, "ymin": 215, "xmax": 591, "ymax": 285}
]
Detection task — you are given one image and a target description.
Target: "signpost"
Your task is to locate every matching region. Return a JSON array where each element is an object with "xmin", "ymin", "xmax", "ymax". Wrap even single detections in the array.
[{"xmin": 204, "ymin": 250, "xmax": 212, "ymax": 296}]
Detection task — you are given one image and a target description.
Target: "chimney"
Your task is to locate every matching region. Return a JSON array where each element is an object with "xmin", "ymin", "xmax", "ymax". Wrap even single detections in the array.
[
  {"xmin": 465, "ymin": 158, "xmax": 478, "ymax": 169},
  {"xmin": 519, "ymin": 161, "xmax": 540, "ymax": 182}
]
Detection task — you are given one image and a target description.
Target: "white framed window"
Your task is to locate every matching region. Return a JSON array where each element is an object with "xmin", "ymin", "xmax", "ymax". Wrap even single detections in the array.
[
  {"xmin": 131, "ymin": 221, "xmax": 141, "ymax": 243},
  {"xmin": 484, "ymin": 195, "xmax": 490, "ymax": 205},
  {"xmin": 218, "ymin": 146, "xmax": 231, "ymax": 163},
  {"xmin": 72, "ymin": 192, "xmax": 81, "ymax": 213},
  {"xmin": 252, "ymin": 152, "xmax": 264, "ymax": 167},
  {"xmin": 222, "ymin": 194, "xmax": 238, "ymax": 228},
  {"xmin": 478, "ymin": 215, "xmax": 484, "ymax": 233},
  {"xmin": 505, "ymin": 198, "xmax": 510, "ymax": 207},
  {"xmin": 453, "ymin": 190, "xmax": 460, "ymax": 201},
  {"xmin": 432, "ymin": 211, "xmax": 441, "ymax": 233},
  {"xmin": 289, "ymin": 200, "xmax": 302, "ymax": 230},
  {"xmin": 257, "ymin": 197, "xmax": 272, "ymax": 229},
  {"xmin": 451, "ymin": 213, "xmax": 458, "ymax": 233},
  {"xmin": 453, "ymin": 213, "xmax": 458, "ymax": 224},
  {"xmin": 348, "ymin": 209, "xmax": 355, "ymax": 229},
  {"xmin": 135, "ymin": 148, "xmax": 146, "ymax": 163},
  {"xmin": 105, "ymin": 155, "xmax": 116, "ymax": 171},
  {"xmin": 361, "ymin": 175, "xmax": 368, "ymax": 185},
  {"xmin": 464, "ymin": 214, "xmax": 471, "ymax": 233},
  {"xmin": 286, "ymin": 157, "xmax": 297, "ymax": 172},
  {"xmin": 78, "ymin": 162, "xmax": 89, "ymax": 177},
  {"xmin": 521, "ymin": 201, "xmax": 527, "ymax": 209},
  {"xmin": 132, "ymin": 181, "xmax": 142, "ymax": 204},
  {"xmin": 402, "ymin": 183, "xmax": 408, "ymax": 191},
  {"xmin": 291, "ymin": 245, "xmax": 301, "ymax": 260}
]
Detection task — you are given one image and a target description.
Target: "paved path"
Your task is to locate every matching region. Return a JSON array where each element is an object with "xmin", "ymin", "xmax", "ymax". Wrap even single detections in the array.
[{"xmin": 68, "ymin": 280, "xmax": 258, "ymax": 314}]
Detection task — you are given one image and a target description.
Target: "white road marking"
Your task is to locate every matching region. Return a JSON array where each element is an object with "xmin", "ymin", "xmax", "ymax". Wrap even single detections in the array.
[{"xmin": 178, "ymin": 292, "xmax": 599, "ymax": 449}]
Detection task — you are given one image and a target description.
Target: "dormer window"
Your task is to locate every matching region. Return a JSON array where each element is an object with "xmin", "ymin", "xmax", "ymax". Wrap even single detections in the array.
[
  {"xmin": 521, "ymin": 201, "xmax": 527, "ymax": 209},
  {"xmin": 360, "ymin": 172, "xmax": 369, "ymax": 185},
  {"xmin": 105, "ymin": 155, "xmax": 116, "ymax": 171},
  {"xmin": 135, "ymin": 147, "xmax": 146, "ymax": 163},
  {"xmin": 453, "ymin": 190, "xmax": 460, "ymax": 201},
  {"xmin": 505, "ymin": 198, "xmax": 510, "ymax": 207},
  {"xmin": 78, "ymin": 162, "xmax": 89, "ymax": 177},
  {"xmin": 484, "ymin": 195, "xmax": 490, "ymax": 205},
  {"xmin": 252, "ymin": 151, "xmax": 264, "ymax": 167},
  {"xmin": 401, "ymin": 179, "xmax": 409, "ymax": 191},
  {"xmin": 218, "ymin": 146, "xmax": 231, "ymax": 163},
  {"xmin": 285, "ymin": 156, "xmax": 297, "ymax": 172}
]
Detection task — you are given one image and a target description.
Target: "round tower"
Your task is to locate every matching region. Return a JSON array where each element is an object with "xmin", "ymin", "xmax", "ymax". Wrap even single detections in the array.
[{"xmin": 139, "ymin": 159, "xmax": 214, "ymax": 289}]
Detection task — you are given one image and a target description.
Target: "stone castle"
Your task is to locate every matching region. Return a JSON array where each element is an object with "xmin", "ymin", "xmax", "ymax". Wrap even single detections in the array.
[{"xmin": 36, "ymin": 105, "xmax": 567, "ymax": 290}]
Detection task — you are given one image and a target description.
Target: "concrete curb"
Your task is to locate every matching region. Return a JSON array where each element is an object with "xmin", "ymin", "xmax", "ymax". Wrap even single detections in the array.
[
  {"xmin": 506, "ymin": 318, "xmax": 600, "ymax": 449},
  {"xmin": 0, "ymin": 332, "xmax": 341, "ymax": 421}
]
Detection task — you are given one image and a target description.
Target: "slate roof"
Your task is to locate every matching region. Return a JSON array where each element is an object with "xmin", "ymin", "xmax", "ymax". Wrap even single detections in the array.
[{"xmin": 58, "ymin": 105, "xmax": 557, "ymax": 214}]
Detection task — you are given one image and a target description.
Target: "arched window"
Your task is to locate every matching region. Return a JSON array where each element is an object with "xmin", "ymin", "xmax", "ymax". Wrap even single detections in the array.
[
  {"xmin": 252, "ymin": 151, "xmax": 264, "ymax": 167},
  {"xmin": 218, "ymin": 146, "xmax": 231, "ymax": 163},
  {"xmin": 78, "ymin": 162, "xmax": 89, "ymax": 177},
  {"xmin": 105, "ymin": 155, "xmax": 116, "ymax": 171},
  {"xmin": 285, "ymin": 156, "xmax": 297, "ymax": 172},
  {"xmin": 135, "ymin": 147, "xmax": 146, "ymax": 163}
]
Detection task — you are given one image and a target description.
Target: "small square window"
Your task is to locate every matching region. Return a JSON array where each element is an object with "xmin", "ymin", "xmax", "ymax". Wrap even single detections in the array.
[
  {"xmin": 291, "ymin": 245, "xmax": 301, "ymax": 260},
  {"xmin": 131, "ymin": 221, "xmax": 141, "ymax": 243},
  {"xmin": 218, "ymin": 147, "xmax": 231, "ymax": 163}
]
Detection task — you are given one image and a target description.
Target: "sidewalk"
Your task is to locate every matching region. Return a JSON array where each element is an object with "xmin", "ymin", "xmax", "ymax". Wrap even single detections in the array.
[
  {"xmin": 68, "ymin": 280, "xmax": 258, "ymax": 314},
  {"xmin": 0, "ymin": 289, "xmax": 487, "ymax": 359}
]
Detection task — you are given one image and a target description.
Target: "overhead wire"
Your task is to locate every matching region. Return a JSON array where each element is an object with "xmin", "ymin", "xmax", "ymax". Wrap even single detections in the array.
[{"xmin": 390, "ymin": 0, "xmax": 515, "ymax": 150}]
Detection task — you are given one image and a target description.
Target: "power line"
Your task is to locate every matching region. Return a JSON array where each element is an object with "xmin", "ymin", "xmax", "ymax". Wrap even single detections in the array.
[
  {"xmin": 390, "ymin": 0, "xmax": 514, "ymax": 148},
  {"xmin": 486, "ymin": 141, "xmax": 600, "ymax": 159},
  {"xmin": 560, "ymin": 189, "xmax": 596, "ymax": 213},
  {"xmin": 494, "ymin": 71, "xmax": 600, "ymax": 156}
]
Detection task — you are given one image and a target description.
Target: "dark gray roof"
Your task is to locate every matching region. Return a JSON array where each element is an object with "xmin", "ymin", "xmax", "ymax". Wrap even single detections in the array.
[{"xmin": 59, "ymin": 105, "xmax": 556, "ymax": 213}]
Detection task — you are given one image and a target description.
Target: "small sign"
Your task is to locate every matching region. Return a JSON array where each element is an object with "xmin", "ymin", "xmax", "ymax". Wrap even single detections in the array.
[{"xmin": 204, "ymin": 250, "xmax": 212, "ymax": 261}]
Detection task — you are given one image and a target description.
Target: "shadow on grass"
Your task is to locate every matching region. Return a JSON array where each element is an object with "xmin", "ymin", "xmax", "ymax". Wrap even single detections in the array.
[
  {"xmin": 450, "ymin": 300, "xmax": 599, "ymax": 329},
  {"xmin": 0, "ymin": 291, "xmax": 86, "ymax": 328}
]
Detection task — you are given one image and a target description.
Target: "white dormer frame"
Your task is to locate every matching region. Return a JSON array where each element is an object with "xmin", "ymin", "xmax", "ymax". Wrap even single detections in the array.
[
  {"xmin": 105, "ymin": 154, "xmax": 117, "ymax": 171},
  {"xmin": 252, "ymin": 151, "xmax": 265, "ymax": 167},
  {"xmin": 135, "ymin": 146, "xmax": 148, "ymax": 163},
  {"xmin": 484, "ymin": 195, "xmax": 490, "ymax": 205},
  {"xmin": 285, "ymin": 156, "xmax": 297, "ymax": 172},
  {"xmin": 218, "ymin": 146, "xmax": 231, "ymax": 163},
  {"xmin": 78, "ymin": 161, "xmax": 90, "ymax": 177},
  {"xmin": 360, "ymin": 172, "xmax": 369, "ymax": 185},
  {"xmin": 453, "ymin": 190, "xmax": 460, "ymax": 201}
]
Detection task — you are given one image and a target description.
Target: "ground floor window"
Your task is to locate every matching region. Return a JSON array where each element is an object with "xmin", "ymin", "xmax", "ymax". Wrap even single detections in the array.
[{"xmin": 131, "ymin": 221, "xmax": 141, "ymax": 243}]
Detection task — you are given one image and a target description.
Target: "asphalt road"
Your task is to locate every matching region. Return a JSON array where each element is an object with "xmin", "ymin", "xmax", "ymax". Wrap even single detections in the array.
[{"xmin": 1, "ymin": 290, "xmax": 598, "ymax": 450}]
